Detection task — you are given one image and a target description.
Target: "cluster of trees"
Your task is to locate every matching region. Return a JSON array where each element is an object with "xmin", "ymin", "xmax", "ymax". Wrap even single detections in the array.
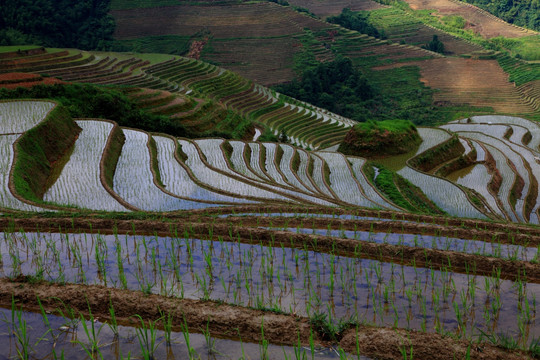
[
  {"xmin": 0, "ymin": 0, "xmax": 115, "ymax": 49},
  {"xmin": 274, "ymin": 56, "xmax": 377, "ymax": 122},
  {"xmin": 463, "ymin": 0, "xmax": 540, "ymax": 31},
  {"xmin": 327, "ymin": 8, "xmax": 382, "ymax": 38},
  {"xmin": 422, "ymin": 35, "xmax": 445, "ymax": 54},
  {"xmin": 0, "ymin": 83, "xmax": 188, "ymax": 137}
]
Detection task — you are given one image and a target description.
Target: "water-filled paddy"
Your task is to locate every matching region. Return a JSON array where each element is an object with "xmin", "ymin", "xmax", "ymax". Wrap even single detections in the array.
[{"xmin": 0, "ymin": 231, "xmax": 537, "ymax": 345}]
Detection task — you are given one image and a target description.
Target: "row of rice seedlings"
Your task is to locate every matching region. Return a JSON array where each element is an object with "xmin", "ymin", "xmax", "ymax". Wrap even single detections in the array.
[
  {"xmin": 315, "ymin": 152, "xmax": 375, "ymax": 208},
  {"xmin": 0, "ymin": 298, "xmax": 348, "ymax": 359},
  {"xmin": 414, "ymin": 128, "xmax": 452, "ymax": 156},
  {"xmin": 1, "ymin": 229, "xmax": 537, "ymax": 345},
  {"xmin": 459, "ymin": 132, "xmax": 532, "ymax": 222},
  {"xmin": 448, "ymin": 164, "xmax": 506, "ymax": 220},
  {"xmin": 114, "ymin": 129, "xmax": 218, "ymax": 211},
  {"xmin": 0, "ymin": 100, "xmax": 55, "ymax": 134},
  {"xmin": 272, "ymin": 225, "xmax": 538, "ymax": 262},
  {"xmin": 44, "ymin": 121, "xmax": 128, "ymax": 211},
  {"xmin": 0, "ymin": 135, "xmax": 44, "ymax": 211},
  {"xmin": 348, "ymin": 157, "xmax": 400, "ymax": 211},
  {"xmin": 441, "ymin": 123, "xmax": 510, "ymax": 140},
  {"xmin": 153, "ymin": 135, "xmax": 249, "ymax": 204},
  {"xmin": 396, "ymin": 166, "xmax": 487, "ymax": 219},
  {"xmin": 229, "ymin": 141, "xmax": 268, "ymax": 182},
  {"xmin": 483, "ymin": 143, "xmax": 520, "ymax": 222},
  {"xmin": 453, "ymin": 115, "xmax": 540, "ymax": 152}
]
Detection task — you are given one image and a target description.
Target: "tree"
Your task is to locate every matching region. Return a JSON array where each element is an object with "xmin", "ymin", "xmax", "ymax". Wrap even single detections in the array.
[{"xmin": 423, "ymin": 35, "xmax": 445, "ymax": 54}]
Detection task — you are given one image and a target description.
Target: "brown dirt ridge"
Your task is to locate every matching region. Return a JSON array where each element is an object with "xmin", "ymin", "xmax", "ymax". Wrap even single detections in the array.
[{"xmin": 0, "ymin": 278, "xmax": 532, "ymax": 360}]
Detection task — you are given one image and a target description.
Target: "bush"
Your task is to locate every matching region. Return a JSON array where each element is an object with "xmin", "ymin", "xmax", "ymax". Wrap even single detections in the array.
[{"xmin": 422, "ymin": 35, "xmax": 445, "ymax": 54}]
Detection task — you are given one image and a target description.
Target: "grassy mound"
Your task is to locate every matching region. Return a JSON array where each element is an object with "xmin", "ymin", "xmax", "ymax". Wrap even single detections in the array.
[{"xmin": 338, "ymin": 120, "xmax": 421, "ymax": 157}]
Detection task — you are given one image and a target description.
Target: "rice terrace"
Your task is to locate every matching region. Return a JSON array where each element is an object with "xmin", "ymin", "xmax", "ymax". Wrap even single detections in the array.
[{"xmin": 0, "ymin": 0, "xmax": 539, "ymax": 359}]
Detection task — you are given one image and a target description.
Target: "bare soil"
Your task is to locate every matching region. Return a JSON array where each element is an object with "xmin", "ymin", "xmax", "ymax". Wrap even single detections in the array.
[{"xmin": 417, "ymin": 58, "xmax": 535, "ymax": 114}]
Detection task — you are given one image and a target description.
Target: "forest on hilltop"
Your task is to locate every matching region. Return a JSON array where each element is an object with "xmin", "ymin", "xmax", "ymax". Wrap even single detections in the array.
[
  {"xmin": 464, "ymin": 0, "xmax": 540, "ymax": 30},
  {"xmin": 0, "ymin": 0, "xmax": 115, "ymax": 49}
]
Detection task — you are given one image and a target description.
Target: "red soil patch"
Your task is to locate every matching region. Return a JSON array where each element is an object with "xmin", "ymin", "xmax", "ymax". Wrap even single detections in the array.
[
  {"xmin": 0, "ymin": 72, "xmax": 64, "ymax": 89},
  {"xmin": 404, "ymin": 0, "xmax": 536, "ymax": 38},
  {"xmin": 187, "ymin": 38, "xmax": 208, "ymax": 60},
  {"xmin": 0, "ymin": 72, "xmax": 40, "ymax": 83}
]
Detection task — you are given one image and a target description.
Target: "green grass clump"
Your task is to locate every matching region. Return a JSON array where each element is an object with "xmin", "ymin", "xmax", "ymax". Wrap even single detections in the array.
[
  {"xmin": 13, "ymin": 105, "xmax": 81, "ymax": 202},
  {"xmin": 365, "ymin": 162, "xmax": 445, "ymax": 215},
  {"xmin": 354, "ymin": 119, "xmax": 417, "ymax": 136},
  {"xmin": 102, "ymin": 125, "xmax": 126, "ymax": 191},
  {"xmin": 409, "ymin": 135, "xmax": 463, "ymax": 173},
  {"xmin": 492, "ymin": 36, "xmax": 540, "ymax": 61}
]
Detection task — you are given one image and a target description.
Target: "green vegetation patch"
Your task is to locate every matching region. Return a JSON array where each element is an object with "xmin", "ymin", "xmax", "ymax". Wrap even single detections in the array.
[
  {"xmin": 491, "ymin": 36, "xmax": 540, "ymax": 61},
  {"xmin": 13, "ymin": 105, "xmax": 81, "ymax": 202},
  {"xmin": 338, "ymin": 120, "xmax": 421, "ymax": 157},
  {"xmin": 107, "ymin": 35, "xmax": 191, "ymax": 56},
  {"xmin": 409, "ymin": 135, "xmax": 464, "ymax": 173},
  {"xmin": 456, "ymin": 0, "xmax": 540, "ymax": 32},
  {"xmin": 327, "ymin": 8, "xmax": 381, "ymax": 38},
  {"xmin": 102, "ymin": 125, "xmax": 126, "ymax": 191},
  {"xmin": 274, "ymin": 55, "xmax": 376, "ymax": 123},
  {"xmin": 364, "ymin": 163, "xmax": 445, "ymax": 215}
]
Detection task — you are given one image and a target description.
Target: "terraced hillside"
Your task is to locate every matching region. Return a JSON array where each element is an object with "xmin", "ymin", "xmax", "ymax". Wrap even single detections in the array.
[
  {"xmin": 4, "ymin": 98, "xmax": 540, "ymax": 226},
  {"xmin": 1, "ymin": 3, "xmax": 540, "ymax": 359},
  {"xmin": 105, "ymin": 0, "xmax": 540, "ymax": 125},
  {"xmin": 111, "ymin": 1, "xmax": 330, "ymax": 85},
  {"xmin": 0, "ymin": 97, "xmax": 540, "ymax": 359},
  {"xmin": 0, "ymin": 48, "xmax": 356, "ymax": 149},
  {"xmin": 415, "ymin": 58, "xmax": 535, "ymax": 114}
]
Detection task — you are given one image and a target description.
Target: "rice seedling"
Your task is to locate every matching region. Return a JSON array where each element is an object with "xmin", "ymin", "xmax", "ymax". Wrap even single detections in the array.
[
  {"xmin": 132, "ymin": 314, "xmax": 162, "ymax": 360},
  {"xmin": 75, "ymin": 304, "xmax": 106, "ymax": 359}
]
